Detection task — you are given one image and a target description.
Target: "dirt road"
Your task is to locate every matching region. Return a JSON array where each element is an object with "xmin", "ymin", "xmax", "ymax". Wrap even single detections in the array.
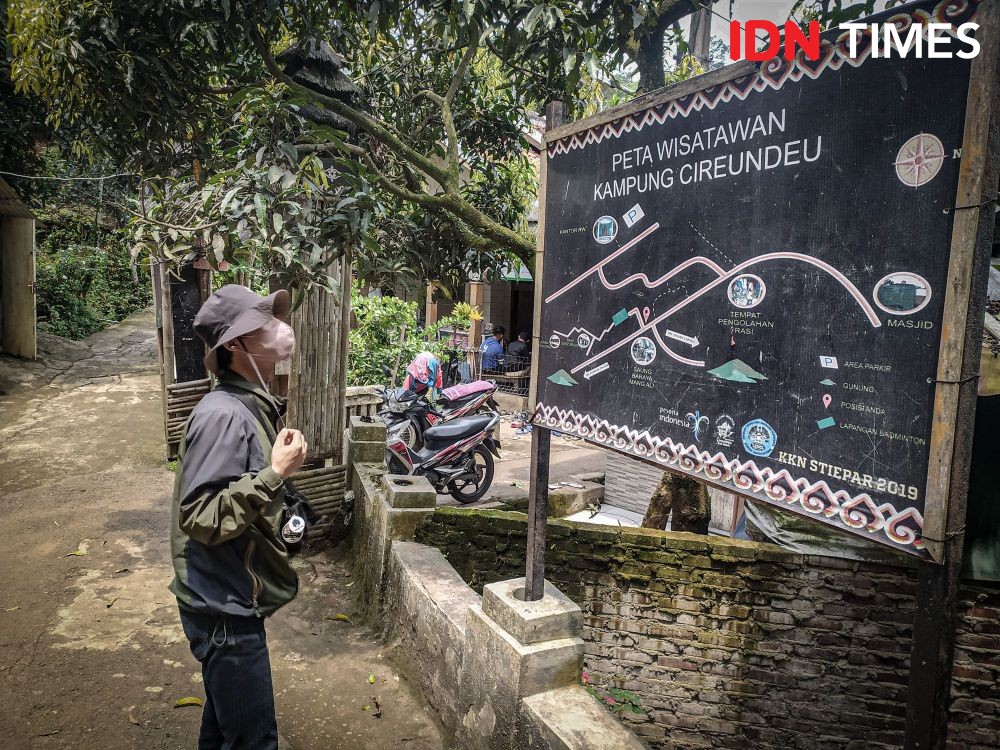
[{"xmin": 0, "ymin": 311, "xmax": 445, "ymax": 750}]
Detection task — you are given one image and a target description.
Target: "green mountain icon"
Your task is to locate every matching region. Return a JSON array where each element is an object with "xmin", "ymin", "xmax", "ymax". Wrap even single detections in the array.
[
  {"xmin": 547, "ymin": 369, "xmax": 578, "ymax": 387},
  {"xmin": 708, "ymin": 359, "xmax": 768, "ymax": 383}
]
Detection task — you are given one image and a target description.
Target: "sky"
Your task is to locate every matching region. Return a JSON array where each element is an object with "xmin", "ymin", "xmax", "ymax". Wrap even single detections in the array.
[{"xmin": 671, "ymin": 1, "xmax": 899, "ymax": 60}]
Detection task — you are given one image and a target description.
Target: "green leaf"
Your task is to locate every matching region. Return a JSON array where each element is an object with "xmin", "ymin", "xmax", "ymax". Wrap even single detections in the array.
[
  {"xmin": 524, "ymin": 5, "xmax": 543, "ymax": 34},
  {"xmin": 254, "ymin": 193, "xmax": 266, "ymax": 227},
  {"xmin": 563, "ymin": 50, "xmax": 577, "ymax": 77},
  {"xmin": 174, "ymin": 697, "xmax": 203, "ymax": 708},
  {"xmin": 267, "ymin": 165, "xmax": 284, "ymax": 184},
  {"xmin": 220, "ymin": 186, "xmax": 241, "ymax": 214},
  {"xmin": 272, "ymin": 213, "xmax": 283, "ymax": 234},
  {"xmin": 278, "ymin": 142, "xmax": 298, "ymax": 165}
]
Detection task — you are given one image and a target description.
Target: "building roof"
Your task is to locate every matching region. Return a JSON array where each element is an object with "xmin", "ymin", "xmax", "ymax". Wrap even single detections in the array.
[{"xmin": 0, "ymin": 177, "xmax": 35, "ymax": 219}]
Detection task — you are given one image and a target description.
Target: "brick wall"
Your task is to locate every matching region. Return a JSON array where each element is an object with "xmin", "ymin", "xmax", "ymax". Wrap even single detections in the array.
[{"xmin": 413, "ymin": 507, "xmax": 1000, "ymax": 750}]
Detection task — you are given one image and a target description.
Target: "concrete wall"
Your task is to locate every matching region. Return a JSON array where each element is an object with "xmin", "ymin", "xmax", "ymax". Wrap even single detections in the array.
[
  {"xmin": 414, "ymin": 506, "xmax": 1000, "ymax": 750},
  {"xmin": 346, "ymin": 416, "xmax": 645, "ymax": 749}
]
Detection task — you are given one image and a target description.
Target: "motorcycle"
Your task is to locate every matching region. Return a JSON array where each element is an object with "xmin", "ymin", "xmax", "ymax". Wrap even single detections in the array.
[
  {"xmin": 378, "ymin": 367, "xmax": 499, "ymax": 450},
  {"xmin": 384, "ymin": 413, "xmax": 501, "ymax": 504}
]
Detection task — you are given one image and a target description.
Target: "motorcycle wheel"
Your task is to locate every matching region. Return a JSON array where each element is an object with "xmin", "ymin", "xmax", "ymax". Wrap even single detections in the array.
[
  {"xmin": 395, "ymin": 420, "xmax": 416, "ymax": 448},
  {"xmin": 448, "ymin": 445, "xmax": 495, "ymax": 504}
]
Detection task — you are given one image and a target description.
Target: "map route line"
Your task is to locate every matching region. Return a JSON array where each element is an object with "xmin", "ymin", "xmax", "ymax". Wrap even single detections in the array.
[
  {"xmin": 569, "ymin": 251, "xmax": 882, "ymax": 375},
  {"xmin": 545, "ymin": 222, "xmax": 660, "ymax": 303},
  {"xmin": 652, "ymin": 327, "xmax": 706, "ymax": 367},
  {"xmin": 583, "ymin": 307, "xmax": 649, "ymax": 354},
  {"xmin": 597, "ymin": 254, "xmax": 726, "ymax": 292}
]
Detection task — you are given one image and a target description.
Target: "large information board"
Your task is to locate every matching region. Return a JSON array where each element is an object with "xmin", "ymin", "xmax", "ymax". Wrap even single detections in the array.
[{"xmin": 533, "ymin": 0, "xmax": 986, "ymax": 558}]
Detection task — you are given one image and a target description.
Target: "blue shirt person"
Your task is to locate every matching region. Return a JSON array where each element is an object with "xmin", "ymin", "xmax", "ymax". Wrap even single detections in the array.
[{"xmin": 480, "ymin": 326, "xmax": 506, "ymax": 371}]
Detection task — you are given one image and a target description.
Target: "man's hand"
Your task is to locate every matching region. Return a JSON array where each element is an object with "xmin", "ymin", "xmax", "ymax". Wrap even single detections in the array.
[{"xmin": 271, "ymin": 428, "xmax": 308, "ymax": 478}]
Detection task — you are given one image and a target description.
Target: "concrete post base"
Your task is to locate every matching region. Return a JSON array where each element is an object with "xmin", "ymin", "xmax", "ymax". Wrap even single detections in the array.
[{"xmin": 456, "ymin": 578, "xmax": 585, "ymax": 750}]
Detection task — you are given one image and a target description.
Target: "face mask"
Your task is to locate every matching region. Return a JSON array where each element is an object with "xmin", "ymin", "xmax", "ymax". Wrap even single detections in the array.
[
  {"xmin": 239, "ymin": 318, "xmax": 295, "ymax": 362},
  {"xmin": 232, "ymin": 318, "xmax": 295, "ymax": 428}
]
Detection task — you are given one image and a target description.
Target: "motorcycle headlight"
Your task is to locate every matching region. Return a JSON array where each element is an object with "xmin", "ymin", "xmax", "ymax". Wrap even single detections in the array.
[{"xmin": 387, "ymin": 395, "xmax": 409, "ymax": 413}]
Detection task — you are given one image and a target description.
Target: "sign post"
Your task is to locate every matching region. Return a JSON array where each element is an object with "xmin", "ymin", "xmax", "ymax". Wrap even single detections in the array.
[
  {"xmin": 905, "ymin": 2, "xmax": 999, "ymax": 746},
  {"xmin": 525, "ymin": 101, "xmax": 564, "ymax": 602}
]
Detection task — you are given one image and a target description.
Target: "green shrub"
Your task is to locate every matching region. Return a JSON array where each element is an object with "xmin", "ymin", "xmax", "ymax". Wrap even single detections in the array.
[{"xmin": 347, "ymin": 285, "xmax": 476, "ymax": 387}]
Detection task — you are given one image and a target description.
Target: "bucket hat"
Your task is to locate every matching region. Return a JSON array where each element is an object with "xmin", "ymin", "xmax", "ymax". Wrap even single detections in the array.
[{"xmin": 193, "ymin": 284, "xmax": 291, "ymax": 374}]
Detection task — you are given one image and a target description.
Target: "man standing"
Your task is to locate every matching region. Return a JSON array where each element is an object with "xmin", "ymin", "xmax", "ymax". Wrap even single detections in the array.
[
  {"xmin": 480, "ymin": 324, "xmax": 506, "ymax": 371},
  {"xmin": 170, "ymin": 285, "xmax": 308, "ymax": 749}
]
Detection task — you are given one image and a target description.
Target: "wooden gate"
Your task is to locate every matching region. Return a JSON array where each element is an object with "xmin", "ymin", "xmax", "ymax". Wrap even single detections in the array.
[{"xmin": 285, "ymin": 257, "xmax": 352, "ymax": 463}]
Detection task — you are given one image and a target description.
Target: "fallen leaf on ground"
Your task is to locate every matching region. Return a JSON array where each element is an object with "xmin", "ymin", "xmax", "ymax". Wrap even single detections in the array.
[
  {"xmin": 2, "ymin": 606, "xmax": 19, "ymax": 612},
  {"xmin": 114, "ymin": 568, "xmax": 130, "ymax": 574},
  {"xmin": 361, "ymin": 704, "xmax": 370, "ymax": 711},
  {"xmin": 127, "ymin": 707, "xmax": 141, "ymax": 726},
  {"xmin": 106, "ymin": 597, "xmax": 119, "ymax": 609},
  {"xmin": 371, "ymin": 695, "xmax": 383, "ymax": 718},
  {"xmin": 66, "ymin": 549, "xmax": 88, "ymax": 557},
  {"xmin": 368, "ymin": 673, "xmax": 376, "ymax": 684},
  {"xmin": 325, "ymin": 613, "xmax": 351, "ymax": 623},
  {"xmin": 174, "ymin": 697, "xmax": 204, "ymax": 708}
]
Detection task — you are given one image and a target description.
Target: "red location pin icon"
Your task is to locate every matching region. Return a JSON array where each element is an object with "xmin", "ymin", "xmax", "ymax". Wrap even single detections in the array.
[
  {"xmin": 822, "ymin": 394, "xmax": 832, "ymax": 409},
  {"xmin": 643, "ymin": 307, "xmax": 651, "ymax": 321}
]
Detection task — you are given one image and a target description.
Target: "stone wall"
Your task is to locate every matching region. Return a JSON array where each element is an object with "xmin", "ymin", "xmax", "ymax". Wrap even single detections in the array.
[{"xmin": 414, "ymin": 506, "xmax": 1000, "ymax": 750}]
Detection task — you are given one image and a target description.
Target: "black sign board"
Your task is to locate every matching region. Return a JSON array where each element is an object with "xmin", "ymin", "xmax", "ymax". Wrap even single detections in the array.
[{"xmin": 533, "ymin": 0, "xmax": 986, "ymax": 558}]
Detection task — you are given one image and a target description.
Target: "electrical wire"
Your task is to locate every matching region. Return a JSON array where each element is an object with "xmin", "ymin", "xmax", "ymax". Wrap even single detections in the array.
[{"xmin": 0, "ymin": 169, "xmax": 137, "ymax": 181}]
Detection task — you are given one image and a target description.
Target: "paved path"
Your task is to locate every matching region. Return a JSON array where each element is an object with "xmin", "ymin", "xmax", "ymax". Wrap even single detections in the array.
[{"xmin": 0, "ymin": 310, "xmax": 444, "ymax": 750}]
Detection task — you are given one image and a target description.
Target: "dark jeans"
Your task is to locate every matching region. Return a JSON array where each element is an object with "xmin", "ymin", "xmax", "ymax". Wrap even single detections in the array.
[{"xmin": 178, "ymin": 608, "xmax": 278, "ymax": 750}]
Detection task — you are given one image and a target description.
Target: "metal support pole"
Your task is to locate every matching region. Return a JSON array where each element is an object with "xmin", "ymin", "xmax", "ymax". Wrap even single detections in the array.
[
  {"xmin": 523, "ymin": 99, "xmax": 565, "ymax": 602},
  {"xmin": 525, "ymin": 426, "xmax": 551, "ymax": 601}
]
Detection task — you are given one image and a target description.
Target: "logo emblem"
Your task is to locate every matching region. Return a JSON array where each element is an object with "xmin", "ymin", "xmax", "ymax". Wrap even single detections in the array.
[
  {"xmin": 713, "ymin": 414, "xmax": 736, "ymax": 448},
  {"xmin": 727, "ymin": 273, "xmax": 766, "ymax": 309},
  {"xmin": 630, "ymin": 336, "xmax": 656, "ymax": 366},
  {"xmin": 593, "ymin": 216, "xmax": 618, "ymax": 244},
  {"xmin": 686, "ymin": 410, "xmax": 710, "ymax": 442},
  {"xmin": 895, "ymin": 133, "xmax": 945, "ymax": 188},
  {"xmin": 819, "ymin": 355, "xmax": 839, "ymax": 369},
  {"xmin": 622, "ymin": 204, "xmax": 645, "ymax": 228},
  {"xmin": 742, "ymin": 419, "xmax": 777, "ymax": 457}
]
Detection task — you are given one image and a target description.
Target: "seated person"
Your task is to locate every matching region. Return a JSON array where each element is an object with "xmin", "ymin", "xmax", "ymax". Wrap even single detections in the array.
[
  {"xmin": 505, "ymin": 331, "xmax": 531, "ymax": 370},
  {"xmin": 480, "ymin": 326, "xmax": 506, "ymax": 372}
]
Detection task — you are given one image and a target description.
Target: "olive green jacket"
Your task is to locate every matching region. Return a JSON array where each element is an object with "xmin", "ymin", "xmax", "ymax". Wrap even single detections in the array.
[{"xmin": 169, "ymin": 373, "xmax": 298, "ymax": 618}]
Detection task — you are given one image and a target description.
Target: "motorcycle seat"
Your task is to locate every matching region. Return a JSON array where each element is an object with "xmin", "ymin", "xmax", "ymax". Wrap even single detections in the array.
[
  {"xmin": 423, "ymin": 414, "xmax": 495, "ymax": 444},
  {"xmin": 440, "ymin": 380, "xmax": 495, "ymax": 403}
]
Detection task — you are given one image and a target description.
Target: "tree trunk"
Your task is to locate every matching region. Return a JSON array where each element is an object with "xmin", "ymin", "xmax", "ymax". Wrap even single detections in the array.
[
  {"xmin": 635, "ymin": 20, "xmax": 667, "ymax": 95},
  {"xmin": 641, "ymin": 471, "xmax": 712, "ymax": 534},
  {"xmin": 634, "ymin": 1, "xmax": 704, "ymax": 95}
]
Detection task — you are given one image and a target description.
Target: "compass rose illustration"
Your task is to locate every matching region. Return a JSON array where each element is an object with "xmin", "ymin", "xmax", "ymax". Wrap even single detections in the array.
[{"xmin": 894, "ymin": 133, "xmax": 945, "ymax": 188}]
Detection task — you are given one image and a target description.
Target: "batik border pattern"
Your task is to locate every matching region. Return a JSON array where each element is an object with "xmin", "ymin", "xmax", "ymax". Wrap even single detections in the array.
[
  {"xmin": 546, "ymin": 0, "xmax": 981, "ymax": 158},
  {"xmin": 533, "ymin": 403, "xmax": 926, "ymax": 553}
]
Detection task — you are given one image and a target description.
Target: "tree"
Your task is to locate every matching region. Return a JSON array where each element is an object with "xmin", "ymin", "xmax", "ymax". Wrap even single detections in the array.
[
  {"xmin": 641, "ymin": 473, "xmax": 711, "ymax": 533},
  {"xmin": 8, "ymin": 0, "xmax": 714, "ymax": 289}
]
